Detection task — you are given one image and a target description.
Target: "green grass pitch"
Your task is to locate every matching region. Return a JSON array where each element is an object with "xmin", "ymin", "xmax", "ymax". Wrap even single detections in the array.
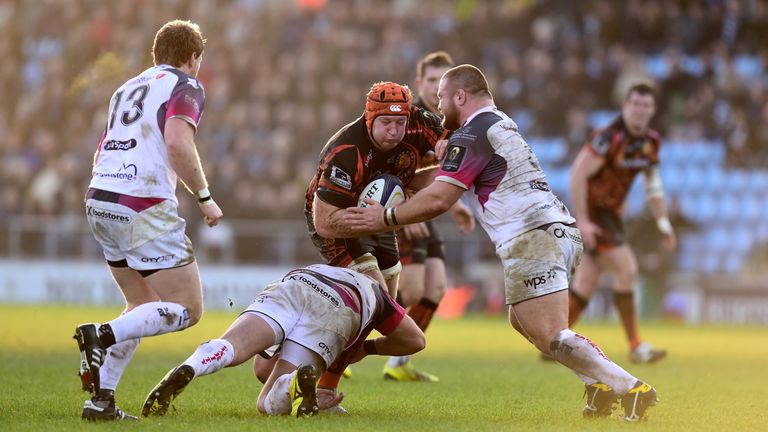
[{"xmin": 0, "ymin": 304, "xmax": 765, "ymax": 431}]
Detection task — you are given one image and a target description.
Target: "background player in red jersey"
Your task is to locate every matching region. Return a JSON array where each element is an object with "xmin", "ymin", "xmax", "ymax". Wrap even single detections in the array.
[
  {"xmin": 568, "ymin": 83, "xmax": 677, "ymax": 364},
  {"xmin": 384, "ymin": 51, "xmax": 475, "ymax": 382}
]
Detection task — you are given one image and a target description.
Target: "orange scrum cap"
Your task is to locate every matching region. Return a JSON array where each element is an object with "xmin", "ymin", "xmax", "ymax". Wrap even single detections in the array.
[{"xmin": 365, "ymin": 81, "xmax": 412, "ymax": 132}]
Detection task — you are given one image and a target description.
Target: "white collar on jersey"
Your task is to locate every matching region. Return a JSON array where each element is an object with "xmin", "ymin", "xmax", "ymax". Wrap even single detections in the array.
[{"xmin": 462, "ymin": 105, "xmax": 498, "ymax": 127}]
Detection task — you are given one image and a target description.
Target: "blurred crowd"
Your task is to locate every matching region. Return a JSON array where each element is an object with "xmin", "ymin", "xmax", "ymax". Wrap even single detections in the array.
[{"xmin": 2, "ymin": 0, "xmax": 768, "ymax": 224}]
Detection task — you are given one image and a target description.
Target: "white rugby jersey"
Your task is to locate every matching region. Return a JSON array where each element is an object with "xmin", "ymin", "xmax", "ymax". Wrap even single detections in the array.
[
  {"xmin": 89, "ymin": 65, "xmax": 205, "ymax": 203},
  {"xmin": 435, "ymin": 106, "xmax": 574, "ymax": 250},
  {"xmin": 282, "ymin": 264, "xmax": 405, "ymax": 348}
]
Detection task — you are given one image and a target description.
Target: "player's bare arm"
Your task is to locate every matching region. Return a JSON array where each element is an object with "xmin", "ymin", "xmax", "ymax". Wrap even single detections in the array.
[
  {"xmin": 349, "ymin": 315, "xmax": 425, "ymax": 364},
  {"xmin": 569, "ymin": 147, "xmax": 605, "ymax": 251},
  {"xmin": 345, "ymin": 180, "xmax": 464, "ymax": 235},
  {"xmin": 313, "ymin": 196, "xmax": 357, "ymax": 238},
  {"xmin": 165, "ymin": 117, "xmax": 223, "ymax": 227},
  {"xmin": 643, "ymin": 166, "xmax": 676, "ymax": 251}
]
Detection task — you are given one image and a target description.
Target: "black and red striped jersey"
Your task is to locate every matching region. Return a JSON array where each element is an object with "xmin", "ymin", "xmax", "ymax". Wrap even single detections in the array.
[
  {"xmin": 585, "ymin": 116, "xmax": 662, "ymax": 214},
  {"xmin": 305, "ymin": 106, "xmax": 445, "ymax": 213}
]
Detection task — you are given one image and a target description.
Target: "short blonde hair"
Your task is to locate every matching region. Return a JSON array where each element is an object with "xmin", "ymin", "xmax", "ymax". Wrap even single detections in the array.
[{"xmin": 152, "ymin": 20, "xmax": 205, "ymax": 67}]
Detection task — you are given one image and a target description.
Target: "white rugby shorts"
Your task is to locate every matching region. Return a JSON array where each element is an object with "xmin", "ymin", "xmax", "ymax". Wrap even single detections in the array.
[
  {"xmin": 242, "ymin": 279, "xmax": 361, "ymax": 368},
  {"xmin": 497, "ymin": 222, "xmax": 583, "ymax": 305},
  {"xmin": 85, "ymin": 192, "xmax": 194, "ymax": 271}
]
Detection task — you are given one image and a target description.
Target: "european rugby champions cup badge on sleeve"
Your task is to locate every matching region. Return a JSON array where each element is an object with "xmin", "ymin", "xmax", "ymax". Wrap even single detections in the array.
[{"xmin": 442, "ymin": 145, "xmax": 466, "ymax": 172}]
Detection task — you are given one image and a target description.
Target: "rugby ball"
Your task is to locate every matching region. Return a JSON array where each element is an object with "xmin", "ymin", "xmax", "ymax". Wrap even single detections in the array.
[{"xmin": 357, "ymin": 174, "xmax": 405, "ymax": 208}]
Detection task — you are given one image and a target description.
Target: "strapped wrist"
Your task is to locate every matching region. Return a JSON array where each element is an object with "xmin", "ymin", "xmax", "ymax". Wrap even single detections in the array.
[
  {"xmin": 195, "ymin": 187, "xmax": 212, "ymax": 203},
  {"xmin": 656, "ymin": 216, "xmax": 673, "ymax": 235},
  {"xmin": 384, "ymin": 208, "xmax": 395, "ymax": 226},
  {"xmin": 389, "ymin": 208, "xmax": 399, "ymax": 226},
  {"xmin": 383, "ymin": 208, "xmax": 399, "ymax": 227}
]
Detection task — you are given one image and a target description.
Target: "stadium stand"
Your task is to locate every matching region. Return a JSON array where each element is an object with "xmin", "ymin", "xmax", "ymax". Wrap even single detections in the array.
[{"xmin": 2, "ymin": 0, "xmax": 767, "ymax": 285}]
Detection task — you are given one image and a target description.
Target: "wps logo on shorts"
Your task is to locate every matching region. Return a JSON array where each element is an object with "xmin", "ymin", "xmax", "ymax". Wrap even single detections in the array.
[
  {"xmin": 87, "ymin": 206, "xmax": 131, "ymax": 223},
  {"xmin": 523, "ymin": 269, "xmax": 557, "ymax": 289}
]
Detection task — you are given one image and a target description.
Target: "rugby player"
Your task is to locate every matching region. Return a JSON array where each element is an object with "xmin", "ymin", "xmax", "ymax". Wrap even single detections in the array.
[
  {"xmin": 300, "ymin": 81, "xmax": 444, "ymax": 397},
  {"xmin": 73, "ymin": 20, "xmax": 222, "ymax": 421},
  {"xmin": 384, "ymin": 51, "xmax": 475, "ymax": 382},
  {"xmin": 568, "ymin": 83, "xmax": 675, "ymax": 364},
  {"xmin": 141, "ymin": 264, "xmax": 424, "ymax": 417},
  {"xmin": 345, "ymin": 65, "xmax": 659, "ymax": 421}
]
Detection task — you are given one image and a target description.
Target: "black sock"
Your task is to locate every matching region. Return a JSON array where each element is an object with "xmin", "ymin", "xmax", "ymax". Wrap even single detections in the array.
[
  {"xmin": 98, "ymin": 324, "xmax": 116, "ymax": 348},
  {"xmin": 92, "ymin": 388, "xmax": 115, "ymax": 405},
  {"xmin": 395, "ymin": 293, "xmax": 407, "ymax": 307}
]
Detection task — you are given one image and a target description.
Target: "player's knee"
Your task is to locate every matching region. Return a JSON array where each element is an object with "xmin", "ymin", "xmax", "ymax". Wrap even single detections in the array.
[
  {"xmin": 406, "ymin": 330, "xmax": 427, "ymax": 354},
  {"xmin": 398, "ymin": 287, "xmax": 420, "ymax": 307},
  {"xmin": 615, "ymin": 267, "xmax": 638, "ymax": 289},
  {"xmin": 425, "ymin": 277, "xmax": 446, "ymax": 302},
  {"xmin": 530, "ymin": 327, "xmax": 560, "ymax": 354}
]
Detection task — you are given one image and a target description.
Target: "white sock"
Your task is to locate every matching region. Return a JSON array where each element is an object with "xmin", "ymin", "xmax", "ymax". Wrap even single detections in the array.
[
  {"xmin": 182, "ymin": 339, "xmax": 235, "ymax": 377},
  {"xmin": 263, "ymin": 372, "xmax": 293, "ymax": 415},
  {"xmin": 387, "ymin": 355, "xmax": 410, "ymax": 368},
  {"xmin": 108, "ymin": 302, "xmax": 191, "ymax": 343},
  {"xmin": 550, "ymin": 329, "xmax": 636, "ymax": 394},
  {"xmin": 99, "ymin": 338, "xmax": 140, "ymax": 391},
  {"xmin": 575, "ymin": 372, "xmax": 598, "ymax": 386}
]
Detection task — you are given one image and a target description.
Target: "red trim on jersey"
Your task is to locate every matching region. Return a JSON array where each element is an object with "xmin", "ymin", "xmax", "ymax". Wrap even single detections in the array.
[
  {"xmin": 376, "ymin": 304, "xmax": 405, "ymax": 335},
  {"xmin": 93, "ymin": 127, "xmax": 107, "ymax": 163},
  {"xmin": 354, "ymin": 146, "xmax": 364, "ymax": 187}
]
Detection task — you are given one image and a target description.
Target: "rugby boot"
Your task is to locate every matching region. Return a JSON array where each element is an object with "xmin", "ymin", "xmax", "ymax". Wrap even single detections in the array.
[
  {"xmin": 621, "ymin": 380, "xmax": 658, "ymax": 422},
  {"xmin": 82, "ymin": 389, "xmax": 137, "ymax": 421},
  {"xmin": 383, "ymin": 359, "xmax": 439, "ymax": 382},
  {"xmin": 629, "ymin": 342, "xmax": 667, "ymax": 364},
  {"xmin": 290, "ymin": 364, "xmax": 320, "ymax": 418},
  {"xmin": 73, "ymin": 323, "xmax": 106, "ymax": 394},
  {"xmin": 142, "ymin": 365, "xmax": 195, "ymax": 417},
  {"xmin": 342, "ymin": 366, "xmax": 353, "ymax": 379},
  {"xmin": 582, "ymin": 383, "xmax": 619, "ymax": 418}
]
